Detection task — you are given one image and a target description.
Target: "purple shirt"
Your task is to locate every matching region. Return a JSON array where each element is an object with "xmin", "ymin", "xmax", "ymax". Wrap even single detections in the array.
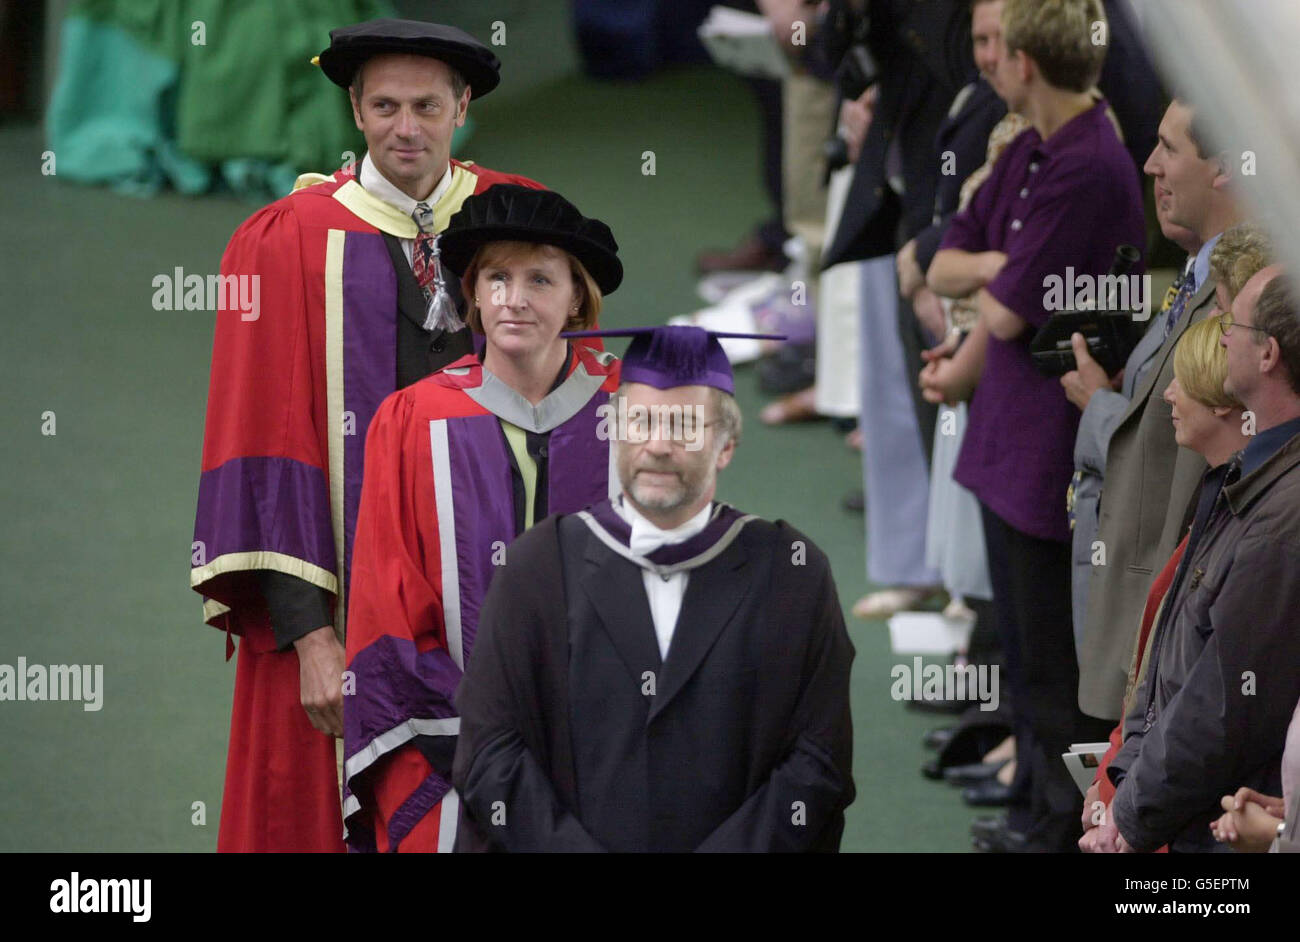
[{"xmin": 941, "ymin": 100, "xmax": 1145, "ymax": 541}]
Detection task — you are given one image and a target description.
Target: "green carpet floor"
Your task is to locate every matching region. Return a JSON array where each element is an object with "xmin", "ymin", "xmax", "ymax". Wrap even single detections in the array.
[{"xmin": 0, "ymin": 1, "xmax": 984, "ymax": 851}]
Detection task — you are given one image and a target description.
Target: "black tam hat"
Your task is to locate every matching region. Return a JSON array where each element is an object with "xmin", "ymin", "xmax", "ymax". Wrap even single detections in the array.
[
  {"xmin": 438, "ymin": 185, "xmax": 623, "ymax": 295},
  {"xmin": 315, "ymin": 18, "xmax": 500, "ymax": 98}
]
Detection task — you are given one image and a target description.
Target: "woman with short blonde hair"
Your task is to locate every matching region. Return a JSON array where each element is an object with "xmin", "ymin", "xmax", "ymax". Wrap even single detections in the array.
[{"xmin": 1172, "ymin": 314, "xmax": 1243, "ymax": 412}]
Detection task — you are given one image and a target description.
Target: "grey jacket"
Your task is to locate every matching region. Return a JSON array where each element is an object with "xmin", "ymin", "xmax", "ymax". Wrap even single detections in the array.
[
  {"xmin": 1109, "ymin": 430, "xmax": 1300, "ymax": 853},
  {"xmin": 1071, "ymin": 309, "xmax": 1173, "ymax": 648},
  {"xmin": 1076, "ymin": 278, "xmax": 1216, "ymax": 719}
]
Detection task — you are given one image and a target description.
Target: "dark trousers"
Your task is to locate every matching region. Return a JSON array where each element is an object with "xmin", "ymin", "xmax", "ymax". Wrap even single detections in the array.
[
  {"xmin": 745, "ymin": 76, "xmax": 788, "ymax": 253},
  {"xmin": 965, "ymin": 596, "xmax": 1001, "ymax": 671},
  {"xmin": 980, "ymin": 504, "xmax": 1113, "ymax": 851}
]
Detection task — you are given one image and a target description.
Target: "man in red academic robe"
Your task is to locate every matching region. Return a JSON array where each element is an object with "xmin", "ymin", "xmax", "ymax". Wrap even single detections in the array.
[{"xmin": 190, "ymin": 18, "xmax": 541, "ymax": 852}]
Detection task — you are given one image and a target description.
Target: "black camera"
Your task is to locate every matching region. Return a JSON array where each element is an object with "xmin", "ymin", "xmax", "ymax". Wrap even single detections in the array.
[
  {"xmin": 1030, "ymin": 245, "xmax": 1146, "ymax": 377},
  {"xmin": 810, "ymin": 0, "xmax": 878, "ymax": 100},
  {"xmin": 810, "ymin": 1, "xmax": 878, "ymax": 173},
  {"xmin": 823, "ymin": 135, "xmax": 850, "ymax": 172}
]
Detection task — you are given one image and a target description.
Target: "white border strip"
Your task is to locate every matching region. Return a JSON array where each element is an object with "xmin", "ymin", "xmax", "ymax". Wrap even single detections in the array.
[
  {"xmin": 429, "ymin": 419, "xmax": 464, "ymax": 669},
  {"xmin": 343, "ymin": 716, "xmax": 462, "ymax": 783},
  {"xmin": 438, "ymin": 788, "xmax": 460, "ymax": 854}
]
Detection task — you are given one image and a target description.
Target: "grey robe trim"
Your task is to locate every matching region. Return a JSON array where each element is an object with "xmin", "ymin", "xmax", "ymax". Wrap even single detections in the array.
[
  {"xmin": 462, "ymin": 349, "xmax": 617, "ymax": 433},
  {"xmin": 344, "ymin": 716, "xmax": 462, "ymax": 786},
  {"xmin": 575, "ymin": 503, "xmax": 758, "ymax": 578},
  {"xmin": 341, "ymin": 715, "xmax": 461, "ymax": 841}
]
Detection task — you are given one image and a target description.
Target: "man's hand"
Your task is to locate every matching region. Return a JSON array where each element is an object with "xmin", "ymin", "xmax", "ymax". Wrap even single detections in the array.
[
  {"xmin": 1230, "ymin": 786, "xmax": 1286, "ymax": 818},
  {"xmin": 897, "ymin": 239, "xmax": 926, "ymax": 300},
  {"xmin": 922, "ymin": 333, "xmax": 960, "ymax": 363},
  {"xmin": 1210, "ymin": 789, "xmax": 1285, "ymax": 852},
  {"xmin": 1080, "ymin": 804, "xmax": 1121, "ymax": 853},
  {"xmin": 294, "ymin": 625, "xmax": 346, "ymax": 737},
  {"xmin": 920, "ymin": 355, "xmax": 975, "ymax": 406},
  {"xmin": 1060, "ymin": 332, "xmax": 1112, "ymax": 411},
  {"xmin": 912, "ymin": 286, "xmax": 947, "ymax": 342},
  {"xmin": 1081, "ymin": 781, "xmax": 1101, "ymax": 831},
  {"xmin": 838, "ymin": 85, "xmax": 876, "ymax": 165}
]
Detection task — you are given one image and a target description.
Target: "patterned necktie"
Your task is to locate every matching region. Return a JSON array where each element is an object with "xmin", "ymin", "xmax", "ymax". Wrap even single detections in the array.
[
  {"xmin": 1159, "ymin": 267, "xmax": 1186, "ymax": 314},
  {"xmin": 1162, "ymin": 261, "xmax": 1197, "ymax": 341},
  {"xmin": 411, "ymin": 202, "xmax": 437, "ymax": 293},
  {"xmin": 409, "ymin": 201, "xmax": 463, "ymax": 332}
]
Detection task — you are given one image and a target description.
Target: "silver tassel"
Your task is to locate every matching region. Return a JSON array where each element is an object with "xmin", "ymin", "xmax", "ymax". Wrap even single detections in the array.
[{"xmin": 421, "ymin": 235, "xmax": 464, "ymax": 333}]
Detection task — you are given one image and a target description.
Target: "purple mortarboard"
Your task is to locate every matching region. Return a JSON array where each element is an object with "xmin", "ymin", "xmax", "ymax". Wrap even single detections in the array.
[{"xmin": 562, "ymin": 325, "xmax": 784, "ymax": 394}]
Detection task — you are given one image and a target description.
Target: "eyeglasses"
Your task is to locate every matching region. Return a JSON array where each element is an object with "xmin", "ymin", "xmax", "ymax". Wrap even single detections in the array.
[
  {"xmin": 623, "ymin": 414, "xmax": 720, "ymax": 444},
  {"xmin": 1218, "ymin": 312, "xmax": 1271, "ymax": 338}
]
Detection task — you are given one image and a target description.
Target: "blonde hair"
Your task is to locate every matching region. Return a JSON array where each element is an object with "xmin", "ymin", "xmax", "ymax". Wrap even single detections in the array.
[
  {"xmin": 1173, "ymin": 314, "xmax": 1241, "ymax": 409},
  {"xmin": 460, "ymin": 241, "xmax": 603, "ymax": 334},
  {"xmin": 1209, "ymin": 223, "xmax": 1274, "ymax": 304},
  {"xmin": 1002, "ymin": 0, "xmax": 1107, "ymax": 92}
]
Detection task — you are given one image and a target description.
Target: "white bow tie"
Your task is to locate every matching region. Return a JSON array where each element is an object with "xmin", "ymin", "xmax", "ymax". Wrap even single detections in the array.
[{"xmin": 629, "ymin": 521, "xmax": 671, "ymax": 558}]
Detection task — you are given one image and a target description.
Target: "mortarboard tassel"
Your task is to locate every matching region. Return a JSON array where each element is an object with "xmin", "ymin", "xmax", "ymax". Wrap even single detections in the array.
[{"xmin": 422, "ymin": 236, "xmax": 465, "ymax": 333}]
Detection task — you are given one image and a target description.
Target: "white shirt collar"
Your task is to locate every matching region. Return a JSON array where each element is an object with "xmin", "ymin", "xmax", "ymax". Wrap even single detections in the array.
[
  {"xmin": 617, "ymin": 496, "xmax": 713, "ymax": 558},
  {"xmin": 1191, "ymin": 230, "xmax": 1224, "ymax": 295},
  {"xmin": 358, "ymin": 152, "xmax": 453, "ymax": 221}
]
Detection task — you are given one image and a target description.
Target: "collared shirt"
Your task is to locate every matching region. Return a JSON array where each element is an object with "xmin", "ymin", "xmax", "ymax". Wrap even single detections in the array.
[
  {"xmin": 941, "ymin": 99, "xmax": 1146, "ymax": 541},
  {"xmin": 1242, "ymin": 415, "xmax": 1300, "ymax": 478},
  {"xmin": 615, "ymin": 497, "xmax": 714, "ymax": 660},
  {"xmin": 1190, "ymin": 231, "xmax": 1223, "ymax": 299},
  {"xmin": 359, "ymin": 152, "xmax": 453, "ymax": 266}
]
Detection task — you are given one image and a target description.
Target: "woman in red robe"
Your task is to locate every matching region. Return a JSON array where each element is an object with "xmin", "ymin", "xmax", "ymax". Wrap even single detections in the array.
[{"xmin": 341, "ymin": 185, "xmax": 624, "ymax": 852}]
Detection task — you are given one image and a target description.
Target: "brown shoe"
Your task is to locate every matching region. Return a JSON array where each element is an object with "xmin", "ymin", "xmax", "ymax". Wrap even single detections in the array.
[{"xmin": 696, "ymin": 234, "xmax": 787, "ymax": 274}]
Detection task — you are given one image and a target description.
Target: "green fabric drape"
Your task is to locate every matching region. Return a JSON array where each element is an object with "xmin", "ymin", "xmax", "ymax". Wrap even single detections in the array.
[{"xmin": 45, "ymin": 0, "xmax": 491, "ymax": 200}]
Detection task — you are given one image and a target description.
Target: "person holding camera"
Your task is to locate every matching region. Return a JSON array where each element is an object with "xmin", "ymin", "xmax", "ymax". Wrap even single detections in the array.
[{"xmin": 1074, "ymin": 98, "xmax": 1245, "ymax": 729}]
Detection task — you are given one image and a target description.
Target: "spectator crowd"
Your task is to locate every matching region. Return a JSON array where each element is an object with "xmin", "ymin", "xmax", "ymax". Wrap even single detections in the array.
[{"xmin": 700, "ymin": 0, "xmax": 1300, "ymax": 854}]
